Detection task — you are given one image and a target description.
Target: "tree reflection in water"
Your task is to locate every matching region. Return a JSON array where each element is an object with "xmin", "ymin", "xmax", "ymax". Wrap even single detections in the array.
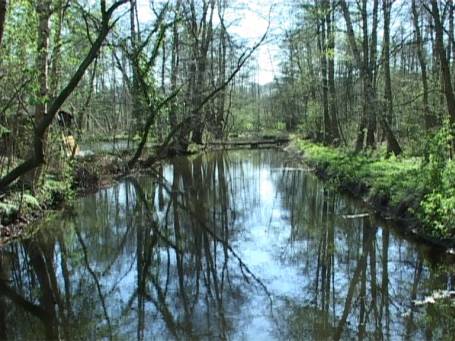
[{"xmin": 0, "ymin": 150, "xmax": 454, "ymax": 340}]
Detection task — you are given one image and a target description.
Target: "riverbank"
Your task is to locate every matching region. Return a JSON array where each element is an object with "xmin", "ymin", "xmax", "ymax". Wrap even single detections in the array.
[
  {"xmin": 0, "ymin": 151, "xmax": 155, "ymax": 244},
  {"xmin": 0, "ymin": 135, "xmax": 290, "ymax": 240},
  {"xmin": 0, "ymin": 138, "xmax": 213, "ymax": 243},
  {"xmin": 3, "ymin": 136, "xmax": 454, "ymax": 250},
  {"xmin": 2, "ymin": 148, "xmax": 453, "ymax": 339},
  {"xmin": 287, "ymin": 137, "xmax": 455, "ymax": 249}
]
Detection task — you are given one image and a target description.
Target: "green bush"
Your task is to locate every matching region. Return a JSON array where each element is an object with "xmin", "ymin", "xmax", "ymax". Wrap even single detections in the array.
[{"xmin": 419, "ymin": 123, "xmax": 455, "ymax": 238}]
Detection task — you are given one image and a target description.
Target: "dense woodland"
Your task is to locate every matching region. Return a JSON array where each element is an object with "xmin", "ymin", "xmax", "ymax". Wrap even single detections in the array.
[{"xmin": 0, "ymin": 0, "xmax": 454, "ymax": 237}]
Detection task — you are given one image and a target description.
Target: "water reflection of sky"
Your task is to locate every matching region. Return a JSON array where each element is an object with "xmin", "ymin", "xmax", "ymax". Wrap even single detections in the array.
[{"xmin": 1, "ymin": 150, "xmax": 454, "ymax": 340}]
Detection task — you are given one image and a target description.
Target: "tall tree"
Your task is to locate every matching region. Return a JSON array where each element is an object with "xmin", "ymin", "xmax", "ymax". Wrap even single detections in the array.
[
  {"xmin": 0, "ymin": 0, "xmax": 129, "ymax": 192},
  {"xmin": 212, "ymin": 0, "xmax": 228, "ymax": 139},
  {"xmin": 340, "ymin": 0, "xmax": 377, "ymax": 151},
  {"xmin": 173, "ymin": 0, "xmax": 216, "ymax": 149},
  {"xmin": 49, "ymin": 0, "xmax": 69, "ymax": 98},
  {"xmin": 30, "ymin": 0, "xmax": 52, "ymax": 188},
  {"xmin": 188, "ymin": 0, "xmax": 215, "ymax": 144},
  {"xmin": 429, "ymin": 0, "xmax": 455, "ymax": 128},
  {"xmin": 366, "ymin": 0, "xmax": 379, "ymax": 147},
  {"xmin": 326, "ymin": 0, "xmax": 340, "ymax": 142},
  {"xmin": 123, "ymin": 3, "xmax": 176, "ymax": 168},
  {"xmin": 412, "ymin": 0, "xmax": 433, "ymax": 131},
  {"xmin": 0, "ymin": 0, "xmax": 6, "ymax": 49},
  {"xmin": 169, "ymin": 0, "xmax": 181, "ymax": 133},
  {"xmin": 316, "ymin": 0, "xmax": 331, "ymax": 143},
  {"xmin": 382, "ymin": 0, "xmax": 402, "ymax": 155},
  {"xmin": 339, "ymin": 0, "xmax": 401, "ymax": 155},
  {"xmin": 129, "ymin": 0, "xmax": 142, "ymax": 136}
]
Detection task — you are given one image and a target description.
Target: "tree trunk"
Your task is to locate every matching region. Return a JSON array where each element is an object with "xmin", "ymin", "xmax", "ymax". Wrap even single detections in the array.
[
  {"xmin": 0, "ymin": 0, "xmax": 6, "ymax": 49},
  {"xmin": 366, "ymin": 0, "xmax": 378, "ymax": 148},
  {"xmin": 126, "ymin": 7, "xmax": 173, "ymax": 168},
  {"xmin": 35, "ymin": 0, "xmax": 52, "ymax": 120},
  {"xmin": 412, "ymin": 0, "xmax": 433, "ymax": 131},
  {"xmin": 327, "ymin": 0, "xmax": 340, "ymax": 142},
  {"xmin": 0, "ymin": 0, "xmax": 128, "ymax": 192},
  {"xmin": 449, "ymin": 2, "xmax": 454, "ymax": 65},
  {"xmin": 341, "ymin": 0, "xmax": 367, "ymax": 151},
  {"xmin": 169, "ymin": 0, "xmax": 181, "ymax": 132},
  {"xmin": 190, "ymin": 0, "xmax": 215, "ymax": 145},
  {"xmin": 430, "ymin": 0, "xmax": 455, "ymax": 128},
  {"xmin": 341, "ymin": 0, "xmax": 377, "ymax": 152},
  {"xmin": 214, "ymin": 0, "xmax": 227, "ymax": 139},
  {"xmin": 317, "ymin": 0, "xmax": 331, "ymax": 144},
  {"xmin": 49, "ymin": 0, "xmax": 68, "ymax": 98},
  {"xmin": 29, "ymin": 0, "xmax": 52, "ymax": 189},
  {"xmin": 383, "ymin": 0, "xmax": 402, "ymax": 156},
  {"xmin": 191, "ymin": 59, "xmax": 208, "ymax": 144},
  {"xmin": 130, "ymin": 0, "xmax": 143, "ymax": 135}
]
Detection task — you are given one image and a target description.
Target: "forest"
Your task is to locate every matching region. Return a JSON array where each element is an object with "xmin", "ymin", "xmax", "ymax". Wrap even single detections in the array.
[
  {"xmin": 0, "ymin": 0, "xmax": 455, "ymax": 239},
  {"xmin": 0, "ymin": 1, "xmax": 455, "ymax": 243},
  {"xmin": 1, "ymin": 0, "xmax": 455, "ymax": 339}
]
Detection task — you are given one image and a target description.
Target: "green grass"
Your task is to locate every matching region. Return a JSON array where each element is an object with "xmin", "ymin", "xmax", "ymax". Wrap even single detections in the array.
[
  {"xmin": 294, "ymin": 138, "xmax": 454, "ymax": 240},
  {"xmin": 296, "ymin": 139, "xmax": 422, "ymax": 204}
]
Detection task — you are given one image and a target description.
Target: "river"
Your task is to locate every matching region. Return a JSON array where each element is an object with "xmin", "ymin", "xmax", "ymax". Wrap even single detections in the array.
[{"xmin": 0, "ymin": 149, "xmax": 453, "ymax": 340}]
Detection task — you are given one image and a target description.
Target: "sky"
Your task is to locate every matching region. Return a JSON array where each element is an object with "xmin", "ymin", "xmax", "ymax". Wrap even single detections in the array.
[
  {"xmin": 226, "ymin": 0, "xmax": 286, "ymax": 84},
  {"xmin": 136, "ymin": 0, "xmax": 288, "ymax": 85}
]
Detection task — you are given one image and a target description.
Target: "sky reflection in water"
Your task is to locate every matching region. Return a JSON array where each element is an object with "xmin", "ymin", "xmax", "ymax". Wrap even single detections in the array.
[{"xmin": 0, "ymin": 149, "xmax": 454, "ymax": 340}]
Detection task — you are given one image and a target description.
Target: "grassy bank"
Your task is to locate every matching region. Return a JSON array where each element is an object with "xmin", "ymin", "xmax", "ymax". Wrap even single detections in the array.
[
  {"xmin": 291, "ymin": 137, "xmax": 455, "ymax": 245},
  {"xmin": 2, "ymin": 136, "xmax": 453, "ymax": 246}
]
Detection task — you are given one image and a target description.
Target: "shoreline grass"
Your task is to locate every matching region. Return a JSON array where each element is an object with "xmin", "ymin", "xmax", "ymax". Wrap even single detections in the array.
[{"xmin": 293, "ymin": 138, "xmax": 454, "ymax": 244}]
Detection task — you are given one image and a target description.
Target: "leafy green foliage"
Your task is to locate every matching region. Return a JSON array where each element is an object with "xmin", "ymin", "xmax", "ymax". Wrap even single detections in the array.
[
  {"xmin": 0, "ymin": 201, "xmax": 19, "ymax": 221},
  {"xmin": 419, "ymin": 123, "xmax": 455, "ymax": 238},
  {"xmin": 0, "ymin": 191, "xmax": 39, "ymax": 224},
  {"xmin": 0, "ymin": 124, "xmax": 10, "ymax": 137},
  {"xmin": 296, "ymin": 138, "xmax": 421, "ymax": 204},
  {"xmin": 294, "ymin": 137, "xmax": 454, "ymax": 239},
  {"xmin": 41, "ymin": 160, "xmax": 76, "ymax": 205}
]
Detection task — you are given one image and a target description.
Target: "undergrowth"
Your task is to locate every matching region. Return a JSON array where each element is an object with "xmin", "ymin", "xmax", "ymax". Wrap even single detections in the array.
[
  {"xmin": 0, "ymin": 160, "xmax": 75, "ymax": 226},
  {"xmin": 295, "ymin": 128, "xmax": 454, "ymax": 240}
]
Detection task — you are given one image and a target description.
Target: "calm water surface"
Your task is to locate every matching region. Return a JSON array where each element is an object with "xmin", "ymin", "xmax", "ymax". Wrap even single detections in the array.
[
  {"xmin": 78, "ymin": 139, "xmax": 132, "ymax": 155},
  {"xmin": 0, "ymin": 150, "xmax": 454, "ymax": 340},
  {"xmin": 78, "ymin": 139, "xmax": 153, "ymax": 155}
]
